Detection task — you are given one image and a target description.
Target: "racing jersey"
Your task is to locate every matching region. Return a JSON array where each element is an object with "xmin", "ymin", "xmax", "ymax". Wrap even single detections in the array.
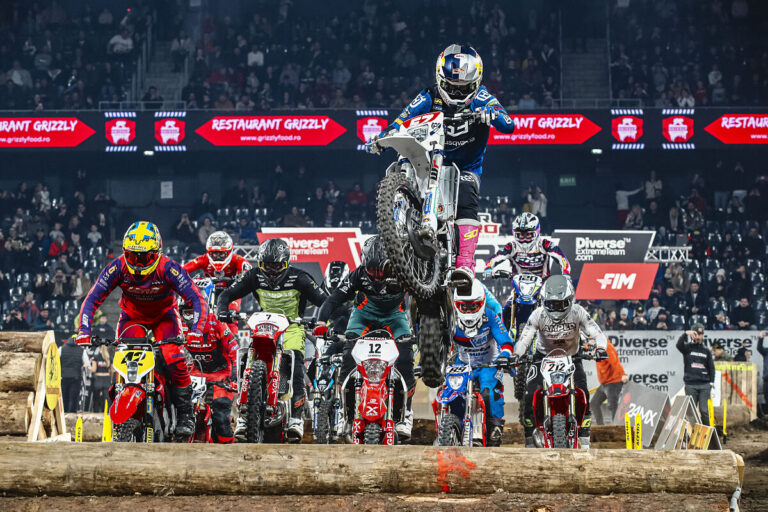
[
  {"xmin": 78, "ymin": 254, "xmax": 207, "ymax": 336},
  {"xmin": 454, "ymin": 285, "xmax": 513, "ymax": 366},
  {"xmin": 317, "ymin": 267, "xmax": 405, "ymax": 322},
  {"xmin": 183, "ymin": 253, "xmax": 252, "ymax": 284},
  {"xmin": 217, "ymin": 266, "xmax": 326, "ymax": 325},
  {"xmin": 182, "ymin": 312, "xmax": 237, "ymax": 374},
  {"xmin": 387, "ymin": 85, "xmax": 515, "ymax": 175},
  {"xmin": 514, "ymin": 304, "xmax": 607, "ymax": 357},
  {"xmin": 487, "ymin": 237, "xmax": 571, "ymax": 277}
]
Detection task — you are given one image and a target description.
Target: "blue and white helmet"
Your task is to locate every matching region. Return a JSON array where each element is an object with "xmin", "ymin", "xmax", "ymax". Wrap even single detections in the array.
[
  {"xmin": 512, "ymin": 213, "xmax": 541, "ymax": 253},
  {"xmin": 436, "ymin": 44, "xmax": 483, "ymax": 107}
]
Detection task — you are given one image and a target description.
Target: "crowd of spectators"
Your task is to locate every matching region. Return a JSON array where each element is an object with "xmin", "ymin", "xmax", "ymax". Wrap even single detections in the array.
[
  {"xmin": 0, "ymin": 0, "xmax": 155, "ymax": 110},
  {"xmin": 610, "ymin": 0, "xmax": 768, "ymax": 106},
  {"xmin": 0, "ymin": 172, "xmax": 116, "ymax": 332},
  {"xmin": 181, "ymin": 0, "xmax": 561, "ymax": 111}
]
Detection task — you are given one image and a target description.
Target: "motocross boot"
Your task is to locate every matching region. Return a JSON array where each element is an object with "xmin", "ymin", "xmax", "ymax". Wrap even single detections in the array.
[
  {"xmin": 579, "ymin": 436, "xmax": 591, "ymax": 449},
  {"xmin": 234, "ymin": 415, "xmax": 247, "ymax": 441},
  {"xmin": 487, "ymin": 418, "xmax": 504, "ymax": 447},
  {"xmin": 451, "ymin": 222, "xmax": 481, "ymax": 294},
  {"xmin": 286, "ymin": 401, "xmax": 305, "ymax": 442},
  {"xmin": 525, "ymin": 436, "xmax": 535, "ymax": 448},
  {"xmin": 172, "ymin": 385, "xmax": 196, "ymax": 437},
  {"xmin": 395, "ymin": 409, "xmax": 413, "ymax": 441}
]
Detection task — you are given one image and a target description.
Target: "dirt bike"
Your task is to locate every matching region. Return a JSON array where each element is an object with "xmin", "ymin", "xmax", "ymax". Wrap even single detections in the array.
[
  {"xmin": 372, "ymin": 110, "xmax": 485, "ymax": 389},
  {"xmin": 530, "ymin": 348, "xmax": 607, "ymax": 449},
  {"xmin": 309, "ymin": 339, "xmax": 344, "ymax": 444},
  {"xmin": 92, "ymin": 328, "xmax": 185, "ymax": 443},
  {"xmin": 188, "ymin": 359, "xmax": 236, "ymax": 443},
  {"xmin": 432, "ymin": 360, "xmax": 514, "ymax": 447},
  {"xmin": 344, "ymin": 329, "xmax": 408, "ymax": 445},
  {"xmin": 238, "ymin": 310, "xmax": 313, "ymax": 443}
]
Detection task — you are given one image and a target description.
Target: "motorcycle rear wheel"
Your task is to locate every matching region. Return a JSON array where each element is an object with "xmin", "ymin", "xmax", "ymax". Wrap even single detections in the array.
[
  {"xmin": 437, "ymin": 414, "xmax": 463, "ymax": 447},
  {"xmin": 376, "ymin": 172, "xmax": 441, "ymax": 300},
  {"xmin": 552, "ymin": 413, "xmax": 568, "ymax": 448},
  {"xmin": 114, "ymin": 418, "xmax": 140, "ymax": 442},
  {"xmin": 418, "ymin": 314, "xmax": 447, "ymax": 388},
  {"xmin": 363, "ymin": 422, "xmax": 382, "ymax": 445},
  {"xmin": 314, "ymin": 399, "xmax": 332, "ymax": 444},
  {"xmin": 245, "ymin": 359, "xmax": 268, "ymax": 444}
]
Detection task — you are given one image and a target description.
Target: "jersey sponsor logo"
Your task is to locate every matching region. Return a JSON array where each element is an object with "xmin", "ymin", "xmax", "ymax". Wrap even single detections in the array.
[
  {"xmin": 476, "ymin": 89, "xmax": 491, "ymax": 102},
  {"xmin": 662, "ymin": 116, "xmax": 694, "ymax": 143},
  {"xmin": 446, "ymin": 120, "xmax": 470, "ymax": 137},
  {"xmin": 575, "ymin": 263, "xmax": 658, "ymax": 300}
]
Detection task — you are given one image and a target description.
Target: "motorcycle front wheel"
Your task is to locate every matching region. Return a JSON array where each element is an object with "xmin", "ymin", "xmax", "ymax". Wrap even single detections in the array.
[
  {"xmin": 114, "ymin": 418, "xmax": 140, "ymax": 442},
  {"xmin": 436, "ymin": 414, "xmax": 462, "ymax": 447},
  {"xmin": 376, "ymin": 172, "xmax": 441, "ymax": 300},
  {"xmin": 363, "ymin": 422, "xmax": 383, "ymax": 445},
  {"xmin": 552, "ymin": 413, "xmax": 569, "ymax": 448},
  {"xmin": 245, "ymin": 359, "xmax": 268, "ymax": 443},
  {"xmin": 313, "ymin": 399, "xmax": 332, "ymax": 444}
]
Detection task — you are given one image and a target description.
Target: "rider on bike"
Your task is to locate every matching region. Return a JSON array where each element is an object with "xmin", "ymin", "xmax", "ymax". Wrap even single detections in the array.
[
  {"xmin": 184, "ymin": 231, "xmax": 252, "ymax": 332},
  {"xmin": 216, "ymin": 238, "xmax": 327, "ymax": 441},
  {"xmin": 76, "ymin": 221, "xmax": 208, "ymax": 436},
  {"xmin": 314, "ymin": 236, "xmax": 416, "ymax": 440},
  {"xmin": 319, "ymin": 261, "xmax": 352, "ymax": 334},
  {"xmin": 366, "ymin": 44, "xmax": 515, "ymax": 282},
  {"xmin": 179, "ymin": 294, "xmax": 239, "ymax": 444},
  {"xmin": 512, "ymin": 275, "xmax": 608, "ymax": 449},
  {"xmin": 452, "ymin": 278, "xmax": 515, "ymax": 446}
]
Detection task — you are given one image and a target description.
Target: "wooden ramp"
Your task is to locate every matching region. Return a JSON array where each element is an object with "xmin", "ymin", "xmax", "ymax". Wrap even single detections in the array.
[{"xmin": 0, "ymin": 442, "xmax": 743, "ymax": 496}]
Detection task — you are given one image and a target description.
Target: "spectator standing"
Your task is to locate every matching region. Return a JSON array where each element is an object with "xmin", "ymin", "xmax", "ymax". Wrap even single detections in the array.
[
  {"xmin": 170, "ymin": 30, "xmax": 193, "ymax": 72},
  {"xmin": 743, "ymin": 227, "xmax": 764, "ymax": 259},
  {"xmin": 307, "ymin": 186, "xmax": 329, "ymax": 225},
  {"xmin": 590, "ymin": 340, "xmax": 628, "ymax": 425},
  {"xmin": 667, "ymin": 206, "xmax": 682, "ymax": 234},
  {"xmin": 85, "ymin": 346, "xmax": 111, "ymax": 412},
  {"xmin": 676, "ymin": 323, "xmax": 715, "ymax": 426},
  {"xmin": 644, "ymin": 170, "xmax": 662, "ymax": 205},
  {"xmin": 615, "ymin": 183, "xmax": 643, "ymax": 227},
  {"xmin": 60, "ymin": 336, "xmax": 84, "ymax": 412},
  {"xmin": 527, "ymin": 186, "xmax": 548, "ymax": 231},
  {"xmin": 728, "ymin": 265, "xmax": 751, "ymax": 299}
]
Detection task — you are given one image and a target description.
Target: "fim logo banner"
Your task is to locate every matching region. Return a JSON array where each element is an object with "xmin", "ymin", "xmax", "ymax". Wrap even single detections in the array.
[{"xmin": 597, "ymin": 272, "xmax": 636, "ymax": 290}]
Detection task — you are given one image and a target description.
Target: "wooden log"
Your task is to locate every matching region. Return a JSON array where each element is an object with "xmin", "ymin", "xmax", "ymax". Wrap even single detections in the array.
[
  {"xmin": 0, "ymin": 352, "xmax": 39, "ymax": 392},
  {"xmin": 0, "ymin": 331, "xmax": 48, "ymax": 353},
  {"xmin": 64, "ymin": 413, "xmax": 103, "ymax": 442},
  {"xmin": 0, "ymin": 392, "xmax": 32, "ymax": 435},
  {"xmin": 0, "ymin": 442, "xmax": 743, "ymax": 496}
]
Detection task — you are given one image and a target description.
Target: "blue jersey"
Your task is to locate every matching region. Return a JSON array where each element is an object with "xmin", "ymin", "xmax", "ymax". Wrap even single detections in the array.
[
  {"xmin": 454, "ymin": 285, "xmax": 514, "ymax": 365},
  {"xmin": 388, "ymin": 85, "xmax": 515, "ymax": 176}
]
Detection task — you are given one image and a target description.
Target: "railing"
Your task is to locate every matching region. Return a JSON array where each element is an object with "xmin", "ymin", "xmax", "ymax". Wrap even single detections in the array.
[
  {"xmin": 552, "ymin": 98, "xmax": 642, "ymax": 108},
  {"xmin": 98, "ymin": 100, "xmax": 186, "ymax": 110},
  {"xmin": 129, "ymin": 13, "xmax": 155, "ymax": 101},
  {"xmin": 645, "ymin": 246, "xmax": 691, "ymax": 263}
]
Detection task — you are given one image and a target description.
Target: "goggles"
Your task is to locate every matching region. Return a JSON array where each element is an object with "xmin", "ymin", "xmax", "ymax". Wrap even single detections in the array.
[
  {"xmin": 456, "ymin": 300, "xmax": 484, "ymax": 315},
  {"xmin": 208, "ymin": 249, "xmax": 230, "ymax": 262},
  {"xmin": 438, "ymin": 77, "xmax": 476, "ymax": 99},
  {"xmin": 515, "ymin": 230, "xmax": 537, "ymax": 243},
  {"xmin": 259, "ymin": 260, "xmax": 287, "ymax": 277},
  {"xmin": 125, "ymin": 250, "xmax": 159, "ymax": 269},
  {"xmin": 544, "ymin": 299, "xmax": 571, "ymax": 312}
]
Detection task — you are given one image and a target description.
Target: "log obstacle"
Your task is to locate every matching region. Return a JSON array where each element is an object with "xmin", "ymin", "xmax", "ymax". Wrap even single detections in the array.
[{"xmin": 0, "ymin": 442, "xmax": 743, "ymax": 496}]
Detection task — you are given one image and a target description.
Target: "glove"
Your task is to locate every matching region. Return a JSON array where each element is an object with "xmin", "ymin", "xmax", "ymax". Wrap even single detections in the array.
[
  {"xmin": 75, "ymin": 333, "xmax": 91, "ymax": 346},
  {"xmin": 187, "ymin": 331, "xmax": 203, "ymax": 345},
  {"xmin": 495, "ymin": 347, "xmax": 513, "ymax": 367},
  {"xmin": 364, "ymin": 132, "xmax": 384, "ymax": 154},
  {"xmin": 476, "ymin": 104, "xmax": 498, "ymax": 126},
  {"xmin": 313, "ymin": 324, "xmax": 329, "ymax": 337},
  {"xmin": 217, "ymin": 310, "xmax": 232, "ymax": 323},
  {"xmin": 483, "ymin": 268, "xmax": 492, "ymax": 278},
  {"xmin": 594, "ymin": 348, "xmax": 609, "ymax": 360}
]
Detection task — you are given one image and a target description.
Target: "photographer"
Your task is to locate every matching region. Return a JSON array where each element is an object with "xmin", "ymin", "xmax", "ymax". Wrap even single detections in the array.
[
  {"xmin": 676, "ymin": 323, "xmax": 715, "ymax": 425},
  {"xmin": 173, "ymin": 212, "xmax": 197, "ymax": 248},
  {"xmin": 3, "ymin": 308, "xmax": 29, "ymax": 331}
]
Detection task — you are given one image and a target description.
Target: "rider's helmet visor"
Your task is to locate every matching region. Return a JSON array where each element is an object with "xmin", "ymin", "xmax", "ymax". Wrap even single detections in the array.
[
  {"xmin": 438, "ymin": 78, "xmax": 476, "ymax": 100},
  {"xmin": 259, "ymin": 261, "xmax": 287, "ymax": 278},
  {"xmin": 456, "ymin": 300, "xmax": 484, "ymax": 315},
  {"xmin": 208, "ymin": 250, "xmax": 229, "ymax": 262},
  {"xmin": 514, "ymin": 230, "xmax": 537, "ymax": 243},
  {"xmin": 544, "ymin": 299, "xmax": 571, "ymax": 313},
  {"xmin": 125, "ymin": 250, "xmax": 159, "ymax": 269}
]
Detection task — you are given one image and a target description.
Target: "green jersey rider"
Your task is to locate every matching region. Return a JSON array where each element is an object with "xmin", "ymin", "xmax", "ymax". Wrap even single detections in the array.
[{"xmin": 217, "ymin": 238, "xmax": 327, "ymax": 441}]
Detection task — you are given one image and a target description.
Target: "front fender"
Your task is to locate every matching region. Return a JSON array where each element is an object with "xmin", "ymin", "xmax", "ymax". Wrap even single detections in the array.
[{"xmin": 110, "ymin": 386, "xmax": 146, "ymax": 425}]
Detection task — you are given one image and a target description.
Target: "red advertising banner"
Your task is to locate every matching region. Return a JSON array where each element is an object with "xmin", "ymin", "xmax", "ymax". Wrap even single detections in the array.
[
  {"xmin": 257, "ymin": 228, "xmax": 364, "ymax": 271},
  {"xmin": 704, "ymin": 114, "xmax": 768, "ymax": 144},
  {"xmin": 357, "ymin": 117, "xmax": 388, "ymax": 142},
  {"xmin": 612, "ymin": 116, "xmax": 643, "ymax": 142},
  {"xmin": 195, "ymin": 115, "xmax": 346, "ymax": 146},
  {"xmin": 154, "ymin": 118, "xmax": 186, "ymax": 145},
  {"xmin": 105, "ymin": 118, "xmax": 136, "ymax": 145},
  {"xmin": 0, "ymin": 117, "xmax": 94, "ymax": 147},
  {"xmin": 575, "ymin": 263, "xmax": 659, "ymax": 300},
  {"xmin": 662, "ymin": 116, "xmax": 694, "ymax": 143},
  {"xmin": 488, "ymin": 114, "xmax": 601, "ymax": 145}
]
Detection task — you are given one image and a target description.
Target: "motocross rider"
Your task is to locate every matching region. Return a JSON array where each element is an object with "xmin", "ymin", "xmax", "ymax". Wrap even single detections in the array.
[
  {"xmin": 314, "ymin": 236, "xmax": 416, "ymax": 440},
  {"xmin": 216, "ymin": 238, "xmax": 327, "ymax": 441},
  {"xmin": 319, "ymin": 261, "xmax": 352, "ymax": 334},
  {"xmin": 512, "ymin": 275, "xmax": 608, "ymax": 448},
  {"xmin": 76, "ymin": 221, "xmax": 208, "ymax": 436},
  {"xmin": 452, "ymin": 278, "xmax": 515, "ymax": 446},
  {"xmin": 184, "ymin": 231, "xmax": 252, "ymax": 332},
  {"xmin": 179, "ymin": 295, "xmax": 239, "ymax": 444},
  {"xmin": 366, "ymin": 44, "xmax": 516, "ymax": 282}
]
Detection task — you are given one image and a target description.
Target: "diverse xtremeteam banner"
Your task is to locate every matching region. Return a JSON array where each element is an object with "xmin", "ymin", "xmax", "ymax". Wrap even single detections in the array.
[
  {"xmin": 2, "ymin": 108, "xmax": 768, "ymax": 152},
  {"xmin": 550, "ymin": 229, "xmax": 656, "ymax": 278}
]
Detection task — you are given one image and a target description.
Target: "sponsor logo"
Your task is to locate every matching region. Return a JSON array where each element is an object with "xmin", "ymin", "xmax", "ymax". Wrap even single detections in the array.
[
  {"xmin": 596, "ymin": 272, "xmax": 636, "ymax": 290},
  {"xmin": 105, "ymin": 118, "xmax": 136, "ymax": 145},
  {"xmin": 612, "ymin": 116, "xmax": 643, "ymax": 142},
  {"xmin": 154, "ymin": 119, "xmax": 185, "ymax": 145},
  {"xmin": 463, "ymin": 228, "xmax": 479, "ymax": 240},
  {"xmin": 356, "ymin": 117, "xmax": 388, "ymax": 142},
  {"xmin": 0, "ymin": 117, "xmax": 95, "ymax": 148},
  {"xmin": 195, "ymin": 116, "xmax": 346, "ymax": 146},
  {"xmin": 575, "ymin": 263, "xmax": 658, "ymax": 300},
  {"xmin": 477, "ymin": 212, "xmax": 501, "ymax": 239},
  {"xmin": 705, "ymin": 114, "xmax": 768, "ymax": 144},
  {"xmin": 257, "ymin": 228, "xmax": 365, "ymax": 271},
  {"xmin": 488, "ymin": 114, "xmax": 601, "ymax": 145},
  {"xmin": 575, "ymin": 236, "xmax": 627, "ymax": 257},
  {"xmin": 662, "ymin": 116, "xmax": 694, "ymax": 143}
]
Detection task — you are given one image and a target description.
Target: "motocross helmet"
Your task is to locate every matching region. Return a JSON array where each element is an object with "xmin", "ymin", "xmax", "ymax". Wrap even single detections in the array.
[
  {"xmin": 122, "ymin": 221, "xmax": 162, "ymax": 276},
  {"xmin": 436, "ymin": 44, "xmax": 483, "ymax": 107},
  {"xmin": 206, "ymin": 231, "xmax": 234, "ymax": 272},
  {"xmin": 512, "ymin": 212, "xmax": 541, "ymax": 253},
  {"xmin": 323, "ymin": 260, "xmax": 349, "ymax": 293},
  {"xmin": 542, "ymin": 275, "xmax": 574, "ymax": 322},
  {"xmin": 453, "ymin": 278, "xmax": 486, "ymax": 338},
  {"xmin": 361, "ymin": 235, "xmax": 387, "ymax": 280},
  {"xmin": 257, "ymin": 238, "xmax": 290, "ymax": 285}
]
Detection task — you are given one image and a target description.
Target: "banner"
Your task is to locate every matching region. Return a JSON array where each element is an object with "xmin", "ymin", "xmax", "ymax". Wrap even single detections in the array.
[
  {"xmin": 488, "ymin": 113, "xmax": 601, "ymax": 145},
  {"xmin": 584, "ymin": 331, "xmax": 765, "ymax": 401},
  {"xmin": 550, "ymin": 229, "xmax": 656, "ymax": 278},
  {"xmin": 613, "ymin": 381, "xmax": 671, "ymax": 447},
  {"xmin": 575, "ymin": 262, "xmax": 659, "ymax": 300},
  {"xmin": 0, "ymin": 117, "xmax": 94, "ymax": 147}
]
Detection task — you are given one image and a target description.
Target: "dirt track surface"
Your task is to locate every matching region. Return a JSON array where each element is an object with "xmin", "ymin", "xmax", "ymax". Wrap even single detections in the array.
[
  {"xmin": 0, "ymin": 494, "xmax": 730, "ymax": 512},
  {"xmin": 728, "ymin": 417, "xmax": 768, "ymax": 512}
]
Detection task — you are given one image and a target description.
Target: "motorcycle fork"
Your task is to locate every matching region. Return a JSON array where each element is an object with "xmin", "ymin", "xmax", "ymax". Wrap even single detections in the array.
[
  {"xmin": 332, "ymin": 367, "xmax": 343, "ymax": 438},
  {"xmin": 268, "ymin": 348, "xmax": 283, "ymax": 408},
  {"xmin": 144, "ymin": 370, "xmax": 154, "ymax": 443},
  {"xmin": 462, "ymin": 378, "xmax": 474, "ymax": 447},
  {"xmin": 238, "ymin": 348, "xmax": 256, "ymax": 406},
  {"xmin": 421, "ymin": 146, "xmax": 444, "ymax": 235},
  {"xmin": 352, "ymin": 375, "xmax": 363, "ymax": 445},
  {"xmin": 383, "ymin": 377, "xmax": 395, "ymax": 446}
]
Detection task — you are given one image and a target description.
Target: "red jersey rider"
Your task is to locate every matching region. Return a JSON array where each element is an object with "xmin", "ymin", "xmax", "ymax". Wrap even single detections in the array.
[
  {"xmin": 183, "ymin": 231, "xmax": 251, "ymax": 331},
  {"xmin": 76, "ymin": 221, "xmax": 208, "ymax": 436},
  {"xmin": 180, "ymin": 298, "xmax": 238, "ymax": 444}
]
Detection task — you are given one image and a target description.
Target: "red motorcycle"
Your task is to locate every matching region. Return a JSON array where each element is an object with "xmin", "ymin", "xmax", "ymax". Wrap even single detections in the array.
[
  {"xmin": 346, "ymin": 330, "xmax": 408, "ymax": 445},
  {"xmin": 530, "ymin": 348, "xmax": 605, "ymax": 448},
  {"xmin": 188, "ymin": 365, "xmax": 236, "ymax": 443}
]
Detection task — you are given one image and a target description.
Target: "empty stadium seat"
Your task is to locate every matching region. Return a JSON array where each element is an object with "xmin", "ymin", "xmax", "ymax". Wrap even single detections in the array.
[
  {"xmin": 689, "ymin": 314, "xmax": 708, "ymax": 328},
  {"xmin": 669, "ymin": 314, "xmax": 686, "ymax": 330}
]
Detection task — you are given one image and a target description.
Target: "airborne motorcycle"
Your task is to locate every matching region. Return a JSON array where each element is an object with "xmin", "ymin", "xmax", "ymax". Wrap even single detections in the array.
[{"xmin": 372, "ymin": 110, "xmax": 481, "ymax": 387}]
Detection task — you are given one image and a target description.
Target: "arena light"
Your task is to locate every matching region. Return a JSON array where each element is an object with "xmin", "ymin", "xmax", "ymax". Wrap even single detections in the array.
[
  {"xmin": 591, "ymin": 148, "xmax": 603, "ymax": 155},
  {"xmin": 143, "ymin": 150, "xmax": 155, "ymax": 156}
]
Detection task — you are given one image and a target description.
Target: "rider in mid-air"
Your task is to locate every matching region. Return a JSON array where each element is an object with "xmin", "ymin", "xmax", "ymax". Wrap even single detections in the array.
[
  {"xmin": 76, "ymin": 221, "xmax": 208, "ymax": 436},
  {"xmin": 513, "ymin": 275, "xmax": 608, "ymax": 449},
  {"xmin": 366, "ymin": 44, "xmax": 516, "ymax": 282},
  {"xmin": 452, "ymin": 278, "xmax": 515, "ymax": 446}
]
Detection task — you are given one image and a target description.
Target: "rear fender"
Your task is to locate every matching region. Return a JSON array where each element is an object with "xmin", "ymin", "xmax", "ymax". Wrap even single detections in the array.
[{"xmin": 110, "ymin": 386, "xmax": 146, "ymax": 425}]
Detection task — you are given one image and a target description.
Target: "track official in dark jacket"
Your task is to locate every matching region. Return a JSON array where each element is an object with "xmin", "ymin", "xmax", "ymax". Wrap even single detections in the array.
[
  {"xmin": 60, "ymin": 337, "xmax": 84, "ymax": 412},
  {"xmin": 676, "ymin": 322, "xmax": 715, "ymax": 425}
]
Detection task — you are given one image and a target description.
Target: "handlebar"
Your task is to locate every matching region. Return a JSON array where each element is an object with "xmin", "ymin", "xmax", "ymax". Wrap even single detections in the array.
[
  {"xmin": 450, "ymin": 111, "xmax": 481, "ymax": 121},
  {"xmin": 489, "ymin": 269, "xmax": 515, "ymax": 279}
]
